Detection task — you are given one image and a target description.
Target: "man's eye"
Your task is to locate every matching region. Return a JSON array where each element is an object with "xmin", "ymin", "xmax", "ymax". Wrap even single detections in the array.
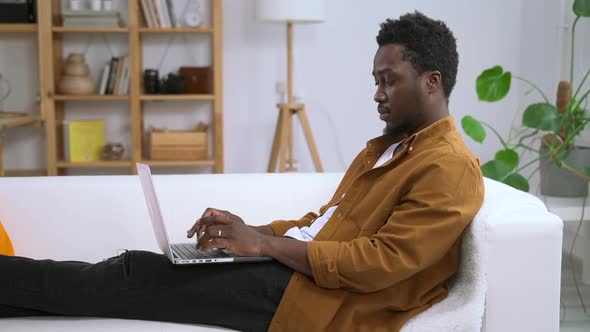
[
  {"xmin": 374, "ymin": 82, "xmax": 379, "ymax": 86},
  {"xmin": 386, "ymin": 81, "xmax": 395, "ymax": 87}
]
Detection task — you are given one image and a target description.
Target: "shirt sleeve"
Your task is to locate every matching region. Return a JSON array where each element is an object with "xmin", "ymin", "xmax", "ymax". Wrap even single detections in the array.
[
  {"xmin": 270, "ymin": 211, "xmax": 321, "ymax": 237},
  {"xmin": 269, "ymin": 151, "xmax": 367, "ymax": 237},
  {"xmin": 307, "ymin": 155, "xmax": 484, "ymax": 293}
]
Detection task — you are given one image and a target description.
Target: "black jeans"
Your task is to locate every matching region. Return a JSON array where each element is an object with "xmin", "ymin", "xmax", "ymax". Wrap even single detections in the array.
[{"xmin": 0, "ymin": 251, "xmax": 293, "ymax": 332}]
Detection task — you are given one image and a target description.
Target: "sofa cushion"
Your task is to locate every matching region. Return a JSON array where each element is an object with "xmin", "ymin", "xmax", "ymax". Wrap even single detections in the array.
[{"xmin": 0, "ymin": 221, "xmax": 14, "ymax": 256}]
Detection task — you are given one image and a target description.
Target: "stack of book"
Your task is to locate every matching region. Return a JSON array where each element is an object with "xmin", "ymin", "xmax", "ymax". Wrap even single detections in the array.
[
  {"xmin": 97, "ymin": 55, "xmax": 130, "ymax": 95},
  {"xmin": 140, "ymin": 0, "xmax": 178, "ymax": 28},
  {"xmin": 62, "ymin": 10, "xmax": 123, "ymax": 28}
]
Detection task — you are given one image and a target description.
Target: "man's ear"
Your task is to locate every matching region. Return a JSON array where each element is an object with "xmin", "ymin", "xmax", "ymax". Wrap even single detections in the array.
[{"xmin": 425, "ymin": 71, "xmax": 442, "ymax": 94}]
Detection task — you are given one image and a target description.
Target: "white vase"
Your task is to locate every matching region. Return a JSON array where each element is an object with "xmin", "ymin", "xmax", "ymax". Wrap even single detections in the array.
[
  {"xmin": 90, "ymin": 0, "xmax": 102, "ymax": 11},
  {"xmin": 69, "ymin": 0, "xmax": 84, "ymax": 10},
  {"xmin": 103, "ymin": 0, "xmax": 114, "ymax": 11}
]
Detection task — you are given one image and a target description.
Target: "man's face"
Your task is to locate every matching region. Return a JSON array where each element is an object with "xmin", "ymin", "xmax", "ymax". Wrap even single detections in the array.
[{"xmin": 372, "ymin": 44, "xmax": 426, "ymax": 137}]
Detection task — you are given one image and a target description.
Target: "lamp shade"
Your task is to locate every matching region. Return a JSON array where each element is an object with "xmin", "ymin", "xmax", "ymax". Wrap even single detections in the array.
[{"xmin": 256, "ymin": 0, "xmax": 325, "ymax": 23}]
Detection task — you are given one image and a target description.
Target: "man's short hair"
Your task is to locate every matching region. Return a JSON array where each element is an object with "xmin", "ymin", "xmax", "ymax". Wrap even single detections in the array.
[{"xmin": 376, "ymin": 12, "xmax": 458, "ymax": 98}]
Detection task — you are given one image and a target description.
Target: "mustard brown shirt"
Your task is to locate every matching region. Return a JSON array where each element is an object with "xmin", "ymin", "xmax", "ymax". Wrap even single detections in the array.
[{"xmin": 268, "ymin": 116, "xmax": 484, "ymax": 332}]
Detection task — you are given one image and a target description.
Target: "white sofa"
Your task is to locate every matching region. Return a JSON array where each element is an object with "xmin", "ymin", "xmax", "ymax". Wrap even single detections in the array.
[{"xmin": 0, "ymin": 173, "xmax": 563, "ymax": 331}]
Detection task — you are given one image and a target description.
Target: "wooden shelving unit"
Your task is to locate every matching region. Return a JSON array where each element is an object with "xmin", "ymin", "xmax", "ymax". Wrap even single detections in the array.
[
  {"xmin": 138, "ymin": 27, "xmax": 214, "ymax": 34},
  {"xmin": 0, "ymin": 6, "xmax": 44, "ymax": 176},
  {"xmin": 0, "ymin": 24, "xmax": 37, "ymax": 32},
  {"xmin": 142, "ymin": 159, "xmax": 216, "ymax": 167},
  {"xmin": 140, "ymin": 94, "xmax": 215, "ymax": 101},
  {"xmin": 52, "ymin": 27, "xmax": 128, "ymax": 33},
  {"xmin": 57, "ymin": 160, "xmax": 133, "ymax": 168},
  {"xmin": 33, "ymin": 0, "xmax": 223, "ymax": 176},
  {"xmin": 54, "ymin": 95, "xmax": 130, "ymax": 101}
]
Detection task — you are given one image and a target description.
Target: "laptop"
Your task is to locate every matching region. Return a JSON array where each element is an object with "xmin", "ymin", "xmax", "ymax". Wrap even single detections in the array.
[{"xmin": 136, "ymin": 163, "xmax": 272, "ymax": 265}]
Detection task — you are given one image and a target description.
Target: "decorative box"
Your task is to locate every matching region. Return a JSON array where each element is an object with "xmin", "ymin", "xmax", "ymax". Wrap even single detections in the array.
[
  {"xmin": 179, "ymin": 66, "xmax": 213, "ymax": 94},
  {"xmin": 150, "ymin": 128, "xmax": 208, "ymax": 160}
]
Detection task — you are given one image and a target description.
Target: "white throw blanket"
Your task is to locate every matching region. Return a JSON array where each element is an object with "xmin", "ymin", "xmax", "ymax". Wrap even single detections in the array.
[{"xmin": 401, "ymin": 200, "xmax": 489, "ymax": 332}]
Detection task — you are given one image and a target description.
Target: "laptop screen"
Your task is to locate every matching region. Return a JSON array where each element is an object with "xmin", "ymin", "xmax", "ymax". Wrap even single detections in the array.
[{"xmin": 136, "ymin": 163, "xmax": 174, "ymax": 260}]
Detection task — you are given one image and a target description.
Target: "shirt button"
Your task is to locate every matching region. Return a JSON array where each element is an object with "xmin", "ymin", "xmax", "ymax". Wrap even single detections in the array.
[
  {"xmin": 408, "ymin": 146, "xmax": 414, "ymax": 152},
  {"xmin": 341, "ymin": 193, "xmax": 346, "ymax": 198}
]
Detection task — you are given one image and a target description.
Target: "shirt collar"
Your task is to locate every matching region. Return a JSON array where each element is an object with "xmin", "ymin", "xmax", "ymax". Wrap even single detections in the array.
[{"xmin": 365, "ymin": 115, "xmax": 457, "ymax": 158}]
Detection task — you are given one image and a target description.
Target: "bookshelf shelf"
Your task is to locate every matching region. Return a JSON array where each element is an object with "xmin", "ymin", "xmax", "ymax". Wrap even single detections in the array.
[
  {"xmin": 52, "ymin": 27, "xmax": 129, "ymax": 33},
  {"xmin": 138, "ymin": 27, "xmax": 214, "ymax": 34},
  {"xmin": 23, "ymin": 0, "xmax": 224, "ymax": 177},
  {"xmin": 142, "ymin": 159, "xmax": 216, "ymax": 167},
  {"xmin": 57, "ymin": 160, "xmax": 133, "ymax": 168},
  {"xmin": 54, "ymin": 95, "xmax": 129, "ymax": 101},
  {"xmin": 0, "ymin": 24, "xmax": 37, "ymax": 32},
  {"xmin": 140, "ymin": 94, "xmax": 215, "ymax": 101}
]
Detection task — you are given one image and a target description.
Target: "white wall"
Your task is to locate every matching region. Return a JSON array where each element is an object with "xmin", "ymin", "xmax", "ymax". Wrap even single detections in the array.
[
  {"xmin": 0, "ymin": 0, "xmax": 530, "ymax": 174},
  {"xmin": 223, "ymin": 0, "xmax": 524, "ymax": 173}
]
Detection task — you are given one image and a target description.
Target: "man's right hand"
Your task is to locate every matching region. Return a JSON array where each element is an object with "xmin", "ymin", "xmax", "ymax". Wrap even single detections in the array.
[
  {"xmin": 186, "ymin": 208, "xmax": 275, "ymax": 242},
  {"xmin": 251, "ymin": 225, "xmax": 276, "ymax": 236}
]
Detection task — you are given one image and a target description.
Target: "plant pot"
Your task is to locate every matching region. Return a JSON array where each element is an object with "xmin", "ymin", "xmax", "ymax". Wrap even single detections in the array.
[{"xmin": 539, "ymin": 146, "xmax": 590, "ymax": 197}]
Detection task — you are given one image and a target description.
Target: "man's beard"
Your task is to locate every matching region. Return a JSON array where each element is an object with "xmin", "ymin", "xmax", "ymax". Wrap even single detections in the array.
[{"xmin": 383, "ymin": 124, "xmax": 407, "ymax": 137}]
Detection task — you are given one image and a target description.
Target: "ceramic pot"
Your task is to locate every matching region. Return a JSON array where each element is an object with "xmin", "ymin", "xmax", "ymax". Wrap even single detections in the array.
[
  {"xmin": 67, "ymin": 53, "xmax": 84, "ymax": 62},
  {"xmin": 58, "ymin": 76, "xmax": 95, "ymax": 95},
  {"xmin": 58, "ymin": 53, "xmax": 96, "ymax": 95},
  {"xmin": 540, "ymin": 146, "xmax": 590, "ymax": 197},
  {"xmin": 64, "ymin": 62, "xmax": 90, "ymax": 76}
]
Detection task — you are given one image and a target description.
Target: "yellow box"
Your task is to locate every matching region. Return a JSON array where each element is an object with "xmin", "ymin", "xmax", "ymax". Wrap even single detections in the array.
[{"xmin": 150, "ymin": 129, "xmax": 208, "ymax": 160}]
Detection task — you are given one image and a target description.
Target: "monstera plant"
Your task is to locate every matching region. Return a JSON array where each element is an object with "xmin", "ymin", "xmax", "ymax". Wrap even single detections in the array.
[{"xmin": 462, "ymin": 0, "xmax": 590, "ymax": 193}]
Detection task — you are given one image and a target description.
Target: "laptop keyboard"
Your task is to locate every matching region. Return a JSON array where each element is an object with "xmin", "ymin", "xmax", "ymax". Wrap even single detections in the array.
[{"xmin": 172, "ymin": 243, "xmax": 236, "ymax": 260}]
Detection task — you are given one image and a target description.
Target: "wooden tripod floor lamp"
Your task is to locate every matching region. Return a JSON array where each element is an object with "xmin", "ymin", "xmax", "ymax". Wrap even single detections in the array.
[{"xmin": 257, "ymin": 0, "xmax": 325, "ymax": 173}]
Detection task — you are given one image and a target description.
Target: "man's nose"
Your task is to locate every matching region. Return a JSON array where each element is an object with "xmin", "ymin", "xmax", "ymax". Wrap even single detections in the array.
[{"xmin": 374, "ymin": 89, "xmax": 386, "ymax": 103}]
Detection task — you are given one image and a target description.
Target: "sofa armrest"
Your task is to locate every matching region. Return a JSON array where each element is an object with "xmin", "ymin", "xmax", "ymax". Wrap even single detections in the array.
[{"xmin": 482, "ymin": 179, "xmax": 563, "ymax": 332}]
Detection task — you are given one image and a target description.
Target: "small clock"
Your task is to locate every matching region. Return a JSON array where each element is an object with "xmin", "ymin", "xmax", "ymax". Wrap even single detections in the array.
[
  {"xmin": 184, "ymin": 11, "xmax": 202, "ymax": 27},
  {"xmin": 183, "ymin": 2, "xmax": 202, "ymax": 27}
]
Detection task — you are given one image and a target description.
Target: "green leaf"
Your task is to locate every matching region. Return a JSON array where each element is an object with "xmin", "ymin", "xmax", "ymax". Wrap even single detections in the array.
[
  {"xmin": 574, "ymin": 0, "xmax": 590, "ymax": 16},
  {"xmin": 522, "ymin": 103, "xmax": 560, "ymax": 130},
  {"xmin": 503, "ymin": 173, "xmax": 530, "ymax": 192},
  {"xmin": 481, "ymin": 159, "xmax": 511, "ymax": 181},
  {"xmin": 476, "ymin": 66, "xmax": 512, "ymax": 102},
  {"xmin": 495, "ymin": 149, "xmax": 519, "ymax": 172},
  {"xmin": 585, "ymin": 166, "xmax": 590, "ymax": 177},
  {"xmin": 461, "ymin": 116, "xmax": 487, "ymax": 143}
]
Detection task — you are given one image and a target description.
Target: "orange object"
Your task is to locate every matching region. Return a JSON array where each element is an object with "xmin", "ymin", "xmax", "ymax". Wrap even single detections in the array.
[{"xmin": 0, "ymin": 222, "xmax": 14, "ymax": 256}]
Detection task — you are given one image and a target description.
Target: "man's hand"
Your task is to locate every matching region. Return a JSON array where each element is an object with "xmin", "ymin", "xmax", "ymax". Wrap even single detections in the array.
[
  {"xmin": 186, "ymin": 208, "xmax": 264, "ymax": 256},
  {"xmin": 187, "ymin": 208, "xmax": 313, "ymax": 277}
]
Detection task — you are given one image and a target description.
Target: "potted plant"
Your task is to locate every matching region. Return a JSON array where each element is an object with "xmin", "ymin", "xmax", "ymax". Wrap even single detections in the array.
[{"xmin": 462, "ymin": 0, "xmax": 590, "ymax": 196}]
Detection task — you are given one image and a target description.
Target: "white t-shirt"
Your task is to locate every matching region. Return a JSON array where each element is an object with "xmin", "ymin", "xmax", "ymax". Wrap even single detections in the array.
[{"xmin": 284, "ymin": 141, "xmax": 401, "ymax": 241}]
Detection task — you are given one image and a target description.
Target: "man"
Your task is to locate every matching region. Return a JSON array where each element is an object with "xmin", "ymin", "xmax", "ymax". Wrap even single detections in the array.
[{"xmin": 0, "ymin": 12, "xmax": 484, "ymax": 332}]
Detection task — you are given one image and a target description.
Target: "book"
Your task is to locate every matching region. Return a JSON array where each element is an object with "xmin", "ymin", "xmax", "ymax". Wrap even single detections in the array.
[
  {"xmin": 105, "ymin": 57, "xmax": 119, "ymax": 95},
  {"xmin": 116, "ymin": 56, "xmax": 129, "ymax": 95},
  {"xmin": 158, "ymin": 0, "xmax": 171, "ymax": 28},
  {"xmin": 65, "ymin": 120, "xmax": 105, "ymax": 162},
  {"xmin": 151, "ymin": 0, "xmax": 162, "ymax": 28},
  {"xmin": 119, "ymin": 56, "xmax": 130, "ymax": 95},
  {"xmin": 63, "ymin": 18, "xmax": 121, "ymax": 27},
  {"xmin": 140, "ymin": 0, "xmax": 154, "ymax": 27},
  {"xmin": 98, "ymin": 62, "xmax": 111, "ymax": 95},
  {"xmin": 141, "ymin": 0, "xmax": 159, "ymax": 28},
  {"xmin": 166, "ymin": 0, "xmax": 177, "ymax": 28},
  {"xmin": 112, "ymin": 55, "xmax": 124, "ymax": 94},
  {"xmin": 62, "ymin": 10, "xmax": 119, "ymax": 17}
]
